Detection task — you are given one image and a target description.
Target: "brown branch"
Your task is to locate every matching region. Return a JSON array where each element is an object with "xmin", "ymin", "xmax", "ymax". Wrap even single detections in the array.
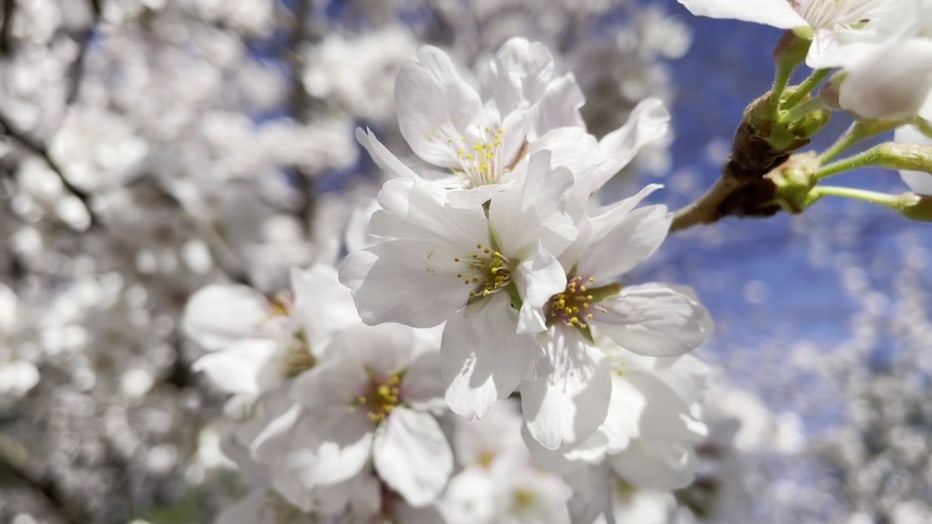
[
  {"xmin": 285, "ymin": 0, "xmax": 317, "ymax": 233},
  {"xmin": 0, "ymin": 112, "xmax": 100, "ymax": 228},
  {"xmin": 669, "ymin": 91, "xmax": 827, "ymax": 233},
  {"xmin": 0, "ymin": 0, "xmax": 14, "ymax": 56},
  {"xmin": 65, "ymin": 0, "xmax": 104, "ymax": 104}
]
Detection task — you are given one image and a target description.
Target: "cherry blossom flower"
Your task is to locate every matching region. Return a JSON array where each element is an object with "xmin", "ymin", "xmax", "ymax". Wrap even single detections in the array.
[
  {"xmin": 357, "ymin": 37, "xmax": 585, "ymax": 205},
  {"xmin": 183, "ymin": 264, "xmax": 358, "ymax": 398},
  {"xmin": 287, "ymin": 323, "xmax": 453, "ymax": 507},
  {"xmin": 523, "ymin": 350, "xmax": 710, "ymax": 522},
  {"xmin": 676, "ymin": 0, "xmax": 903, "ymax": 67}
]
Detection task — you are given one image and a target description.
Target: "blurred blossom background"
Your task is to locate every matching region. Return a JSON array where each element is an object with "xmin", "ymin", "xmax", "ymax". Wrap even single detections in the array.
[{"xmin": 0, "ymin": 0, "xmax": 929, "ymax": 523}]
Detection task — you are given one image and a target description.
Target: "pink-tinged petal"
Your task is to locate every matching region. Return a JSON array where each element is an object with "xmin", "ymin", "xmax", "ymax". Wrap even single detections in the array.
[
  {"xmin": 895, "ymin": 125, "xmax": 932, "ymax": 196},
  {"xmin": 182, "ymin": 284, "xmax": 268, "ymax": 351},
  {"xmin": 676, "ymin": 0, "xmax": 807, "ymax": 29},
  {"xmin": 513, "ymin": 243, "xmax": 567, "ymax": 334},
  {"xmin": 192, "ymin": 338, "xmax": 280, "ymax": 396},
  {"xmin": 441, "ymin": 293, "xmax": 541, "ymax": 419},
  {"xmin": 396, "ymin": 46, "xmax": 484, "ymax": 167},
  {"xmin": 339, "ymin": 239, "xmax": 474, "ymax": 328},
  {"xmin": 520, "ymin": 328, "xmax": 611, "ymax": 450},
  {"xmin": 576, "ymin": 203, "xmax": 671, "ymax": 281},
  {"xmin": 595, "ymin": 284, "xmax": 713, "ymax": 357},
  {"xmin": 374, "ymin": 407, "xmax": 453, "ymax": 506},
  {"xmin": 355, "ymin": 127, "xmax": 419, "ymax": 179},
  {"xmin": 588, "ymin": 98, "xmax": 670, "ymax": 194}
]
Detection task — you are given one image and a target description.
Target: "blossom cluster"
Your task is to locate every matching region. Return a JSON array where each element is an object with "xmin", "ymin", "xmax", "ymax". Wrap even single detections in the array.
[
  {"xmin": 182, "ymin": 37, "xmax": 715, "ymax": 522},
  {"xmin": 0, "ymin": 1, "xmax": 696, "ymax": 522}
]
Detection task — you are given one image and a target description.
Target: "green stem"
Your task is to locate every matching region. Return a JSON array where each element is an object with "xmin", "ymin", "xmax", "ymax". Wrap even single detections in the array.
[
  {"xmin": 772, "ymin": 66, "xmax": 793, "ymax": 103},
  {"xmin": 819, "ymin": 120, "xmax": 903, "ymax": 164},
  {"xmin": 781, "ymin": 97, "xmax": 829, "ymax": 122},
  {"xmin": 809, "ymin": 185, "xmax": 908, "ymax": 210},
  {"xmin": 782, "ymin": 69, "xmax": 831, "ymax": 110},
  {"xmin": 815, "ymin": 142, "xmax": 932, "ymax": 180},
  {"xmin": 809, "ymin": 186, "xmax": 932, "ymax": 220}
]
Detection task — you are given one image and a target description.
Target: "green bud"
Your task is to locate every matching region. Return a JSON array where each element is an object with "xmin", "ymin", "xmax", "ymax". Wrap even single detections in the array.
[{"xmin": 767, "ymin": 152, "xmax": 820, "ymax": 213}]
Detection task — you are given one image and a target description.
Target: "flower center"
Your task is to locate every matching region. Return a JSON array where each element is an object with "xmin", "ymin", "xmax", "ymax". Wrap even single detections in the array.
[
  {"xmin": 350, "ymin": 370, "xmax": 402, "ymax": 425},
  {"xmin": 452, "ymin": 126, "xmax": 505, "ymax": 187},
  {"xmin": 545, "ymin": 276, "xmax": 601, "ymax": 329},
  {"xmin": 283, "ymin": 329, "xmax": 316, "ymax": 378},
  {"xmin": 453, "ymin": 242, "xmax": 512, "ymax": 301},
  {"xmin": 790, "ymin": 0, "xmax": 882, "ymax": 30}
]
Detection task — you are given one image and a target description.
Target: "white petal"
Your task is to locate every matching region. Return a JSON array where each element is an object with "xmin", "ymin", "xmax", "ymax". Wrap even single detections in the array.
[
  {"xmin": 839, "ymin": 39, "xmax": 932, "ymax": 120},
  {"xmin": 588, "ymin": 98, "xmax": 671, "ymax": 194},
  {"xmin": 595, "ymin": 284, "xmax": 713, "ymax": 357},
  {"xmin": 355, "ymin": 127, "xmax": 419, "ymax": 179},
  {"xmin": 563, "ymin": 463, "xmax": 615, "ymax": 524},
  {"xmin": 371, "ymin": 176, "xmax": 489, "ymax": 242},
  {"xmin": 396, "ymin": 46, "xmax": 484, "ymax": 167},
  {"xmin": 374, "ymin": 407, "xmax": 453, "ymax": 506},
  {"xmin": 182, "ymin": 284, "xmax": 268, "ymax": 351},
  {"xmin": 441, "ymin": 293, "xmax": 540, "ymax": 419},
  {"xmin": 400, "ymin": 350, "xmax": 446, "ymax": 410},
  {"xmin": 513, "ymin": 243, "xmax": 567, "ymax": 334},
  {"xmin": 520, "ymin": 423, "xmax": 610, "ymax": 476},
  {"xmin": 290, "ymin": 264, "xmax": 359, "ymax": 349},
  {"xmin": 559, "ymin": 184, "xmax": 662, "ymax": 273},
  {"xmin": 676, "ymin": 0, "xmax": 807, "ymax": 29},
  {"xmin": 607, "ymin": 370, "xmax": 706, "ymax": 490},
  {"xmin": 895, "ymin": 124, "xmax": 932, "ymax": 195},
  {"xmin": 328, "ymin": 323, "xmax": 417, "ymax": 375},
  {"xmin": 520, "ymin": 328, "xmax": 611, "ymax": 449},
  {"xmin": 535, "ymin": 73, "xmax": 586, "ymax": 138},
  {"xmin": 287, "ymin": 360, "xmax": 374, "ymax": 485},
  {"xmin": 480, "ymin": 37, "xmax": 554, "ymax": 116},
  {"xmin": 290, "ymin": 414, "xmax": 373, "ymax": 486},
  {"xmin": 489, "ymin": 149, "xmax": 577, "ymax": 257},
  {"xmin": 609, "ymin": 439, "xmax": 699, "ymax": 490},
  {"xmin": 339, "ymin": 239, "xmax": 475, "ymax": 328},
  {"xmin": 192, "ymin": 338, "xmax": 281, "ymax": 395},
  {"xmin": 575, "ymin": 202, "xmax": 671, "ymax": 281}
]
